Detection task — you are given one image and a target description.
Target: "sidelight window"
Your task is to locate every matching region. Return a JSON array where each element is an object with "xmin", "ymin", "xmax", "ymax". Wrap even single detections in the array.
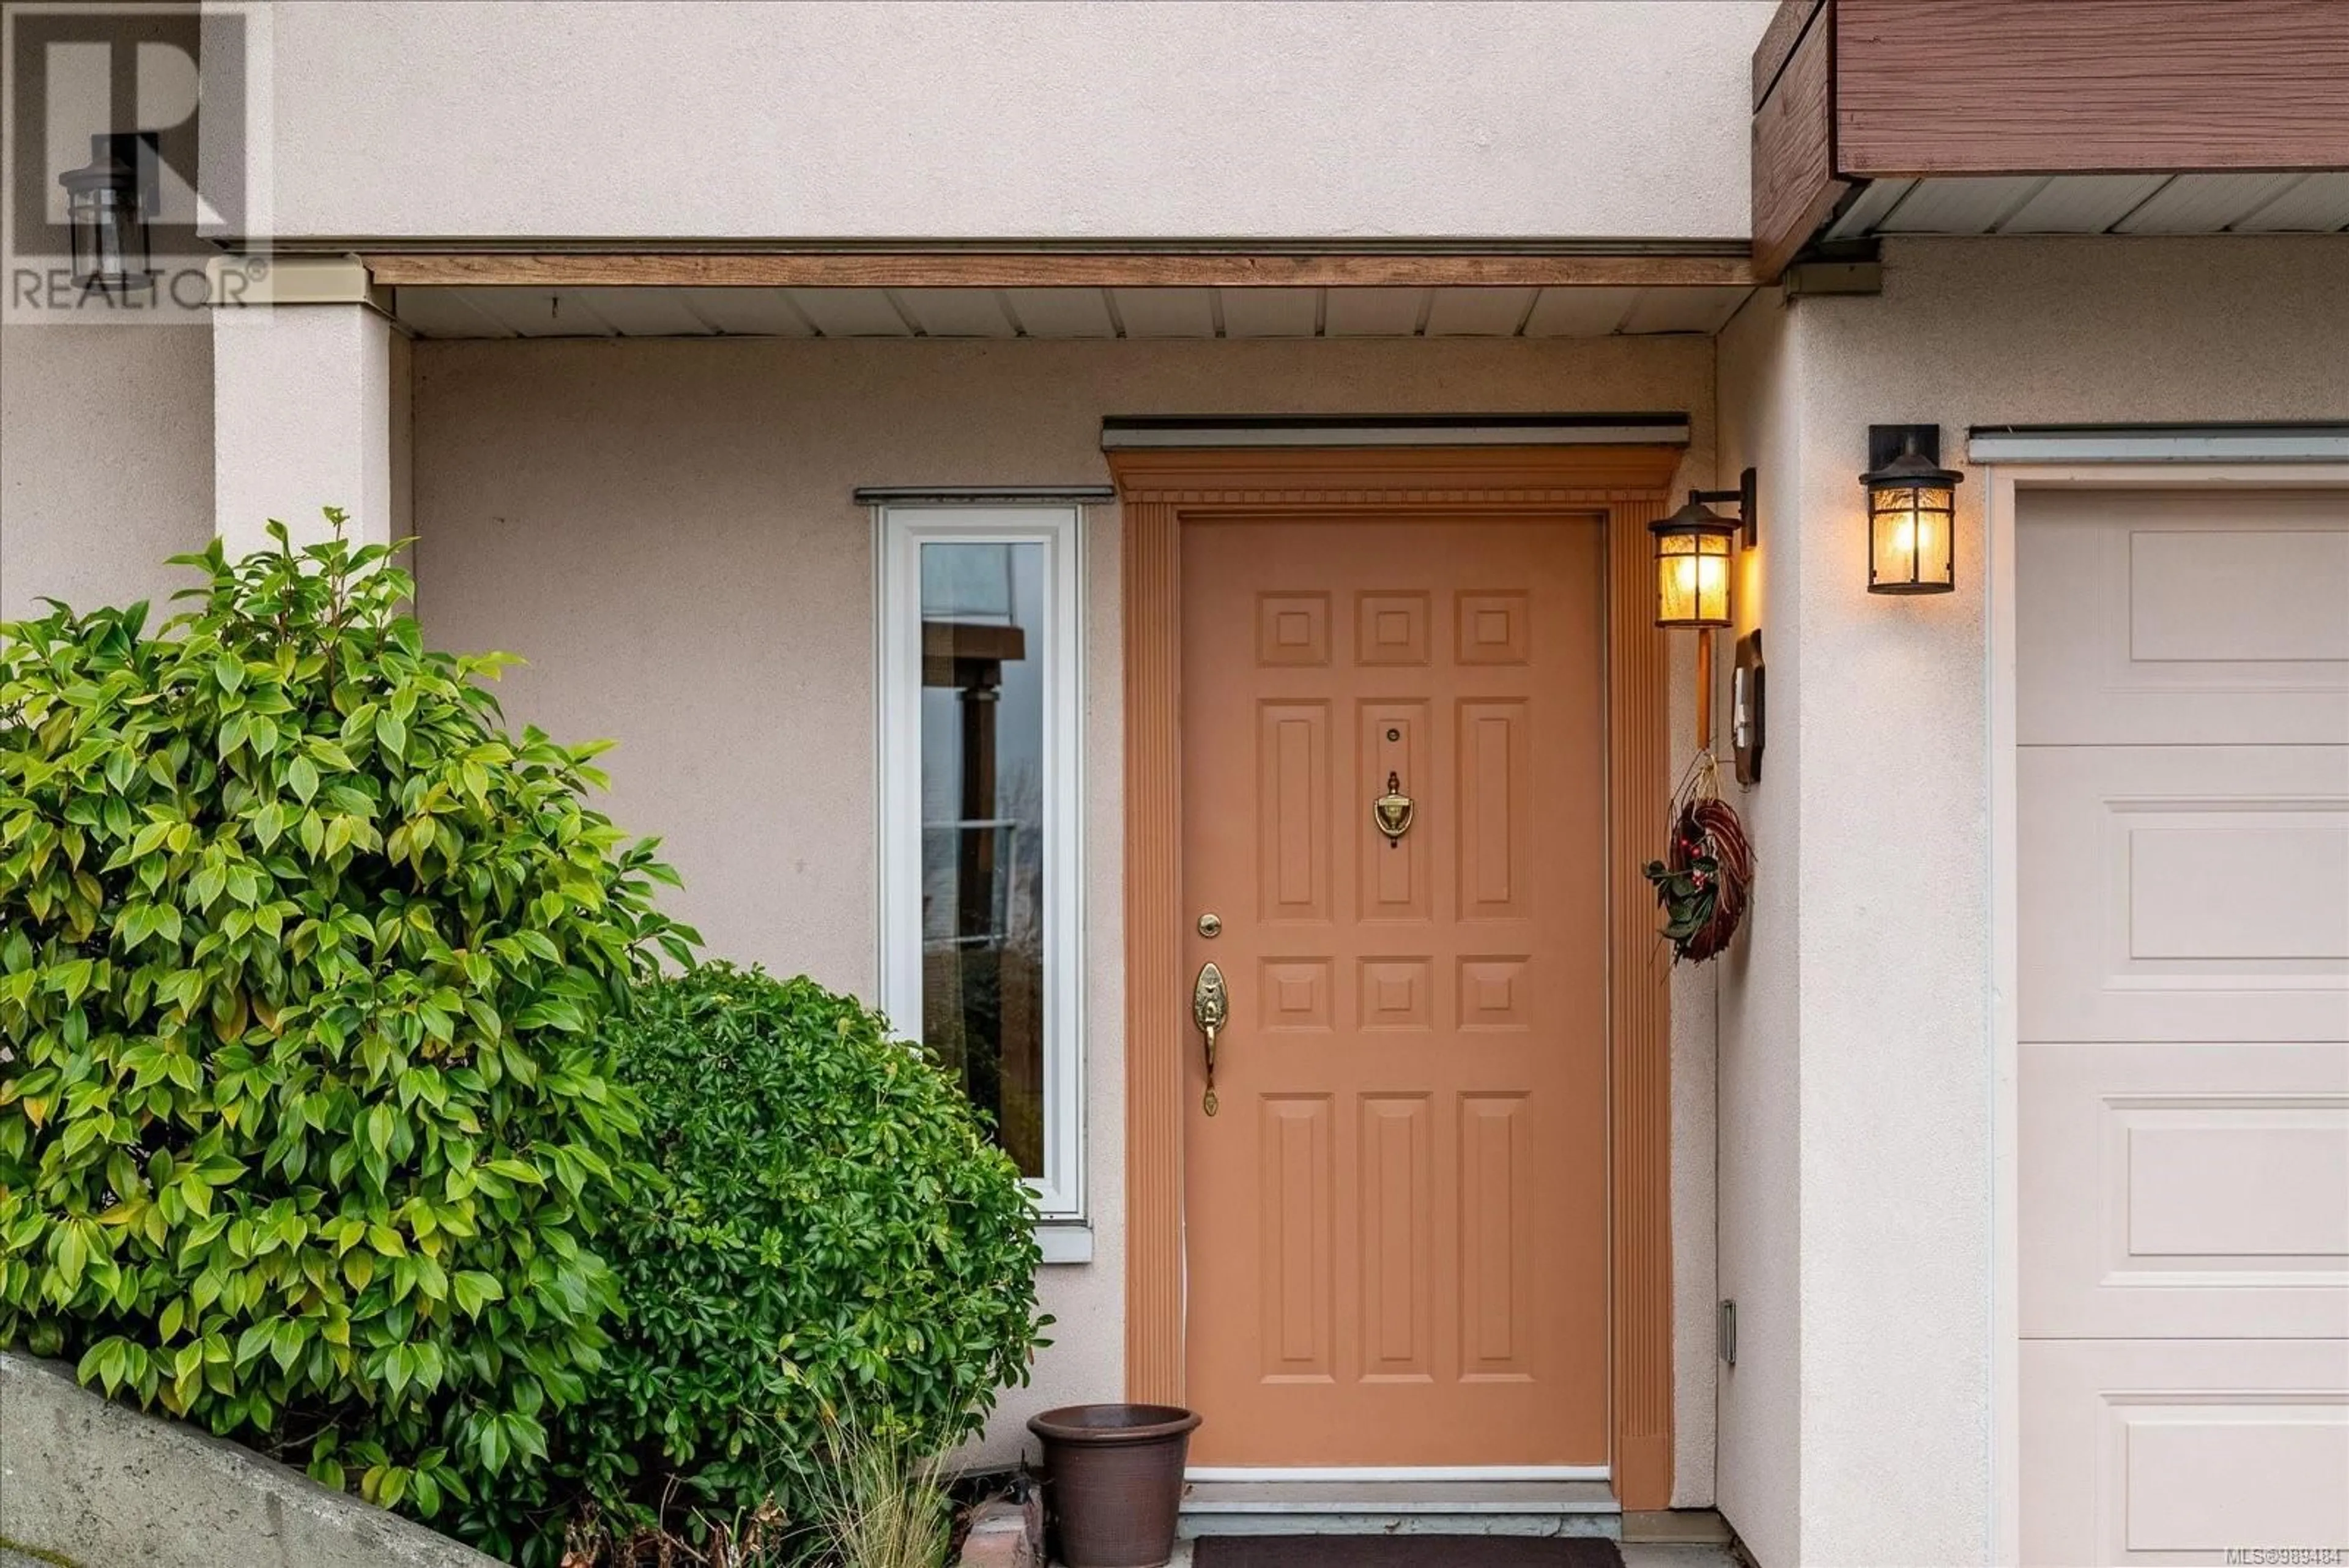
[{"xmin": 878, "ymin": 506, "xmax": 1083, "ymax": 1220}]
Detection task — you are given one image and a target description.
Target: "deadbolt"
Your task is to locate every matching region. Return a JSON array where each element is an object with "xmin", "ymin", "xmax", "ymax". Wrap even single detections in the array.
[{"xmin": 1197, "ymin": 912, "xmax": 1222, "ymax": 938}]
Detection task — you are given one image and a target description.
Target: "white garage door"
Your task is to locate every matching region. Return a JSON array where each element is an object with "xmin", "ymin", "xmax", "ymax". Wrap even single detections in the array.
[{"xmin": 2020, "ymin": 488, "xmax": 2349, "ymax": 1566}]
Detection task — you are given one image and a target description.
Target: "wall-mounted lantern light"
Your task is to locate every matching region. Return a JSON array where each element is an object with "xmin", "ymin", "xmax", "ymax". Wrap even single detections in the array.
[
  {"xmin": 1650, "ymin": 467, "xmax": 1756, "ymax": 630},
  {"xmin": 1650, "ymin": 467, "xmax": 1756, "ymax": 754},
  {"xmin": 1863, "ymin": 426, "xmax": 1961, "ymax": 594},
  {"xmin": 57, "ymin": 133, "xmax": 155, "ymax": 296}
]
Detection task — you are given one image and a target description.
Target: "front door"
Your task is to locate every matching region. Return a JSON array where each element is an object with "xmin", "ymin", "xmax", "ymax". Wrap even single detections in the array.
[{"xmin": 1179, "ymin": 515, "xmax": 1609, "ymax": 1468}]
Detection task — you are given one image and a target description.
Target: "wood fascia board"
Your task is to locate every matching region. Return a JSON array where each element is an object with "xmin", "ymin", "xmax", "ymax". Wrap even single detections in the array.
[
  {"xmin": 1834, "ymin": 0, "xmax": 2349, "ymax": 178},
  {"xmin": 1103, "ymin": 445, "xmax": 1685, "ymax": 501},
  {"xmin": 1757, "ymin": 0, "xmax": 2349, "ymax": 275},
  {"xmin": 362, "ymin": 251, "xmax": 1759, "ymax": 290},
  {"xmin": 1750, "ymin": 0, "xmax": 1844, "ymax": 282},
  {"xmin": 1753, "ymin": 0, "xmax": 1830, "ymax": 110}
]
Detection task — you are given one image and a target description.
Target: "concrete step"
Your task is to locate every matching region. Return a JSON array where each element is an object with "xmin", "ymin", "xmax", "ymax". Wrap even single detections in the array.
[{"xmin": 1179, "ymin": 1478, "xmax": 1620, "ymax": 1537}]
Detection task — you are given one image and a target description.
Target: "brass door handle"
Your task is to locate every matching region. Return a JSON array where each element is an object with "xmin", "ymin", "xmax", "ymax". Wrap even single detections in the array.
[{"xmin": 1193, "ymin": 960, "xmax": 1228, "ymax": 1116}]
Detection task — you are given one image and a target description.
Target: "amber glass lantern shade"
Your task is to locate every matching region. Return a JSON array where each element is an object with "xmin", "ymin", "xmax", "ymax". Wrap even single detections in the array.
[
  {"xmin": 1650, "ymin": 499, "xmax": 1739, "ymax": 628},
  {"xmin": 1863, "ymin": 435, "xmax": 1961, "ymax": 594}
]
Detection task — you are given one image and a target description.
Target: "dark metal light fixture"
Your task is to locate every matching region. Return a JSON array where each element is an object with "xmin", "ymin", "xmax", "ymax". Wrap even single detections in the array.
[
  {"xmin": 57, "ymin": 133, "xmax": 155, "ymax": 295},
  {"xmin": 1863, "ymin": 426, "xmax": 1961, "ymax": 594},
  {"xmin": 1650, "ymin": 467, "xmax": 1755, "ymax": 630},
  {"xmin": 1650, "ymin": 467, "xmax": 1757, "ymax": 755}
]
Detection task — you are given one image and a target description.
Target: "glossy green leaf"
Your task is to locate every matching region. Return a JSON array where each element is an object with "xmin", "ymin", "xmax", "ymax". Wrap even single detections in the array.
[{"xmin": 0, "ymin": 514, "xmax": 691, "ymax": 1559}]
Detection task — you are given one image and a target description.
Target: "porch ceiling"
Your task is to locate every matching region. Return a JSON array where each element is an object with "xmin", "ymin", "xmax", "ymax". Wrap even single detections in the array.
[
  {"xmin": 1824, "ymin": 171, "xmax": 2349, "ymax": 241},
  {"xmin": 388, "ymin": 284, "xmax": 1754, "ymax": 341}
]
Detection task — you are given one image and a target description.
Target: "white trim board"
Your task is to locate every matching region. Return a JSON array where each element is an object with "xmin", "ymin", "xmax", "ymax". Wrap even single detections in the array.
[
  {"xmin": 1100, "ymin": 415, "xmax": 1690, "ymax": 449},
  {"xmin": 1969, "ymin": 425, "xmax": 2349, "ymax": 465},
  {"xmin": 1036, "ymin": 1223, "xmax": 1093, "ymax": 1265}
]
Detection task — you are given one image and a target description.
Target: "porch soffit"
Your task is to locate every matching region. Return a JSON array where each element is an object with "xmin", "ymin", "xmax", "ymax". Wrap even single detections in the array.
[{"xmin": 385, "ymin": 283, "xmax": 1756, "ymax": 343}]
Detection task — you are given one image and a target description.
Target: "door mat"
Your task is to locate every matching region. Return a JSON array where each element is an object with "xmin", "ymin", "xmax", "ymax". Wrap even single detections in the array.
[{"xmin": 1193, "ymin": 1537, "xmax": 1624, "ymax": 1568}]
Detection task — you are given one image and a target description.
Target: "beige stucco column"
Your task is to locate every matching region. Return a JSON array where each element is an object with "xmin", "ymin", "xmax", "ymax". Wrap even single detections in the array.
[{"xmin": 209, "ymin": 257, "xmax": 409, "ymax": 555}]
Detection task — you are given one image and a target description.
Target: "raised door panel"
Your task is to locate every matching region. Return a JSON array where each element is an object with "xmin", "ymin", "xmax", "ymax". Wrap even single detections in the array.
[
  {"xmin": 2020, "ymin": 1338, "xmax": 2349, "ymax": 1566},
  {"xmin": 1458, "ymin": 1093, "xmax": 1535, "ymax": 1381},
  {"xmin": 2018, "ymin": 745, "xmax": 2349, "ymax": 1043},
  {"xmin": 1455, "ymin": 699, "xmax": 1534, "ymax": 923},
  {"xmin": 1258, "ymin": 1095, "xmax": 1335, "ymax": 1382},
  {"xmin": 1256, "ymin": 702, "xmax": 1332, "ymax": 925},
  {"xmin": 1354, "ymin": 590, "xmax": 1432, "ymax": 668},
  {"xmin": 1356, "ymin": 700, "xmax": 1432, "ymax": 924},
  {"xmin": 1358, "ymin": 1095, "xmax": 1434, "ymax": 1382},
  {"xmin": 2021, "ymin": 1042, "xmax": 2349, "ymax": 1340},
  {"xmin": 2017, "ymin": 490, "xmax": 2349, "ymax": 747}
]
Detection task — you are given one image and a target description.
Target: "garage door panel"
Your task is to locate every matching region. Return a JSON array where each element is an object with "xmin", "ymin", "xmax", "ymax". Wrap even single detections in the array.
[
  {"xmin": 2019, "ymin": 745, "xmax": 2349, "ymax": 1043},
  {"xmin": 2022, "ymin": 1042, "xmax": 2349, "ymax": 1339},
  {"xmin": 2018, "ymin": 489, "xmax": 2349, "ymax": 747},
  {"xmin": 2021, "ymin": 1338, "xmax": 2349, "ymax": 1566},
  {"xmin": 2022, "ymin": 486, "xmax": 2349, "ymax": 1568}
]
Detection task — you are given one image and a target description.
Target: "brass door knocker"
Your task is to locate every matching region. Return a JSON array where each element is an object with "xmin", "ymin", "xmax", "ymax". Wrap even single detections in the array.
[{"xmin": 1375, "ymin": 771, "xmax": 1414, "ymax": 844}]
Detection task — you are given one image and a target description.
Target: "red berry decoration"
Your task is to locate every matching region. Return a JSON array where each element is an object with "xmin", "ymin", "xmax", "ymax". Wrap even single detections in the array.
[{"xmin": 1641, "ymin": 786, "xmax": 1754, "ymax": 964}]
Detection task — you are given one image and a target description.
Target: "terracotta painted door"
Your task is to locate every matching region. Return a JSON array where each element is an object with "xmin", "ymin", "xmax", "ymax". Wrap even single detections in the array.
[{"xmin": 1179, "ymin": 516, "xmax": 1609, "ymax": 1468}]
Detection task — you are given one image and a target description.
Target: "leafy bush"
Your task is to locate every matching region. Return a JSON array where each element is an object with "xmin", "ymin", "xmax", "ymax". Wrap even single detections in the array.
[
  {"xmin": 0, "ymin": 518, "xmax": 692, "ymax": 1545},
  {"xmin": 546, "ymin": 964, "xmax": 1046, "ymax": 1546}
]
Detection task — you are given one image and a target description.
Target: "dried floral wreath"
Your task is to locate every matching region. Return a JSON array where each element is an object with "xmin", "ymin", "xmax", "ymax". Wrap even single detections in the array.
[{"xmin": 1643, "ymin": 754, "xmax": 1754, "ymax": 964}]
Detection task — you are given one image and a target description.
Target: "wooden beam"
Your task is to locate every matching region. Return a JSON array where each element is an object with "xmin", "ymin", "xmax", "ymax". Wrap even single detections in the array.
[
  {"xmin": 1752, "ymin": 0, "xmax": 1828, "ymax": 110},
  {"xmin": 362, "ymin": 251, "xmax": 1759, "ymax": 290},
  {"xmin": 1753, "ymin": 0, "xmax": 2349, "ymax": 278},
  {"xmin": 1750, "ymin": 0, "xmax": 1844, "ymax": 282},
  {"xmin": 1836, "ymin": 0, "xmax": 2349, "ymax": 177}
]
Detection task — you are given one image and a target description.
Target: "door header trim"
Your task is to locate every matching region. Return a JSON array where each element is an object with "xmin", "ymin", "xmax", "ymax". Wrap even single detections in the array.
[
  {"xmin": 1967, "ymin": 423, "xmax": 2349, "ymax": 465},
  {"xmin": 1102, "ymin": 414, "xmax": 1692, "ymax": 450},
  {"xmin": 1105, "ymin": 444, "xmax": 1688, "ymax": 500}
]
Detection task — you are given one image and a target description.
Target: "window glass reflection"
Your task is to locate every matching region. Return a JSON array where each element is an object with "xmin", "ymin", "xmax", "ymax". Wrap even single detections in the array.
[{"xmin": 919, "ymin": 541, "xmax": 1048, "ymax": 1176}]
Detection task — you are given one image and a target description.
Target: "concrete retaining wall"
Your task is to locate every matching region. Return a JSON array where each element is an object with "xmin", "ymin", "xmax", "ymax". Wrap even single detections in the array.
[{"xmin": 0, "ymin": 1353, "xmax": 497, "ymax": 1568}]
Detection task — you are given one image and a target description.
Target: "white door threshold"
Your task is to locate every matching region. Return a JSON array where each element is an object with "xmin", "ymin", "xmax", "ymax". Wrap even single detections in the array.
[{"xmin": 1179, "ymin": 1479, "xmax": 1620, "ymax": 1539}]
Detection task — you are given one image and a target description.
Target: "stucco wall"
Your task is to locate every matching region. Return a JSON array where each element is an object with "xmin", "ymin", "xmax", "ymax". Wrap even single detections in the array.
[
  {"xmin": 1710, "ymin": 234, "xmax": 2349, "ymax": 1567},
  {"xmin": 1710, "ymin": 287, "xmax": 1802, "ymax": 1568},
  {"xmin": 407, "ymin": 333, "xmax": 1721, "ymax": 1476},
  {"xmin": 213, "ymin": 308, "xmax": 412, "ymax": 555},
  {"xmin": 242, "ymin": 1, "xmax": 1772, "ymax": 242},
  {"xmin": 0, "ymin": 322, "xmax": 214, "ymax": 620}
]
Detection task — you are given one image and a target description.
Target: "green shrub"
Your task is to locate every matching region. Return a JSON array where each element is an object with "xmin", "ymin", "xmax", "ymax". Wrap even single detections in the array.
[
  {"xmin": 0, "ymin": 518, "xmax": 693, "ymax": 1547},
  {"xmin": 549, "ymin": 964, "xmax": 1046, "ymax": 1547}
]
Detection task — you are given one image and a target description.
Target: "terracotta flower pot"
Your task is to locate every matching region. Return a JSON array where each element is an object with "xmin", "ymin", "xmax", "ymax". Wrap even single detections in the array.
[{"xmin": 1026, "ymin": 1403, "xmax": 1200, "ymax": 1567}]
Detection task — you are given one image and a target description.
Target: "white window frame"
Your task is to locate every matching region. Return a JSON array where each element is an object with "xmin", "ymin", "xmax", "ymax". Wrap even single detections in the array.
[{"xmin": 876, "ymin": 504, "xmax": 1085, "ymax": 1222}]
